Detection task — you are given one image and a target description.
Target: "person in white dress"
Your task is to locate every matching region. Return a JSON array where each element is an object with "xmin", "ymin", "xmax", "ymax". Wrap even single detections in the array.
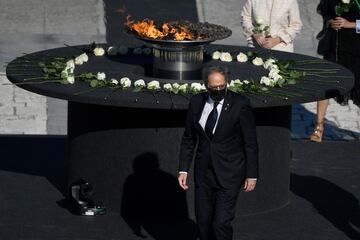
[{"xmin": 241, "ymin": 0, "xmax": 303, "ymax": 52}]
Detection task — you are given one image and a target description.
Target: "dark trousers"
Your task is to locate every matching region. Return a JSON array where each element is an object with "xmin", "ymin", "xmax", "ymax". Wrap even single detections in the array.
[{"xmin": 195, "ymin": 164, "xmax": 240, "ymax": 240}]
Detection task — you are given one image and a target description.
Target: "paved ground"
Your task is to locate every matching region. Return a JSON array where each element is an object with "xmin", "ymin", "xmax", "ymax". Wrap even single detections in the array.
[
  {"xmin": 0, "ymin": 0, "xmax": 359, "ymax": 139},
  {"xmin": 1, "ymin": 137, "xmax": 359, "ymax": 239},
  {"xmin": 0, "ymin": 0, "xmax": 106, "ymax": 134}
]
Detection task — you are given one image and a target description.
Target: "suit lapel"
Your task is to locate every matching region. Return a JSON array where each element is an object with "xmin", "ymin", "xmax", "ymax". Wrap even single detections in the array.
[{"xmin": 213, "ymin": 91, "xmax": 233, "ymax": 138}]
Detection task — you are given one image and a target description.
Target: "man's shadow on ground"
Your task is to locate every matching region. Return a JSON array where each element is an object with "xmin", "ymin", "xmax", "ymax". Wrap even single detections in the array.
[
  {"xmin": 121, "ymin": 152, "xmax": 198, "ymax": 240},
  {"xmin": 291, "ymin": 173, "xmax": 360, "ymax": 239}
]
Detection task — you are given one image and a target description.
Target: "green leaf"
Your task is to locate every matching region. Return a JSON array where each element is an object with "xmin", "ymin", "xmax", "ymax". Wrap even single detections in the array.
[{"xmin": 90, "ymin": 80, "xmax": 98, "ymax": 88}]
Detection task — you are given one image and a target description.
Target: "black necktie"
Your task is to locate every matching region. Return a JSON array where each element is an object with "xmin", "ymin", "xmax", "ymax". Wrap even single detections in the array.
[{"xmin": 205, "ymin": 101, "xmax": 219, "ymax": 138}]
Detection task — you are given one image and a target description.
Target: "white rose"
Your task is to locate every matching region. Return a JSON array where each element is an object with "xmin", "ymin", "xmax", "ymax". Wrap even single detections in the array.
[
  {"xmin": 110, "ymin": 79, "xmax": 119, "ymax": 85},
  {"xmin": 272, "ymin": 74, "xmax": 283, "ymax": 82},
  {"xmin": 234, "ymin": 79, "xmax": 242, "ymax": 85},
  {"xmin": 96, "ymin": 72, "xmax": 106, "ymax": 81},
  {"xmin": 133, "ymin": 48, "xmax": 143, "ymax": 55},
  {"xmin": 212, "ymin": 51, "xmax": 221, "ymax": 60},
  {"xmin": 236, "ymin": 52, "xmax": 248, "ymax": 63},
  {"xmin": 147, "ymin": 80, "xmax": 160, "ymax": 90},
  {"xmin": 264, "ymin": 58, "xmax": 276, "ymax": 69},
  {"xmin": 142, "ymin": 48, "xmax": 152, "ymax": 55},
  {"xmin": 118, "ymin": 46, "xmax": 129, "ymax": 55},
  {"xmin": 134, "ymin": 79, "xmax": 145, "ymax": 87},
  {"xmin": 172, "ymin": 83, "xmax": 180, "ymax": 89},
  {"xmin": 229, "ymin": 80, "xmax": 235, "ymax": 87},
  {"xmin": 260, "ymin": 76, "xmax": 272, "ymax": 86},
  {"xmin": 120, "ymin": 77, "xmax": 131, "ymax": 88},
  {"xmin": 163, "ymin": 83, "xmax": 173, "ymax": 92},
  {"xmin": 179, "ymin": 83, "xmax": 189, "ymax": 93},
  {"xmin": 220, "ymin": 52, "xmax": 232, "ymax": 62},
  {"xmin": 256, "ymin": 17, "xmax": 264, "ymax": 25},
  {"xmin": 269, "ymin": 69, "xmax": 281, "ymax": 79},
  {"xmin": 61, "ymin": 70, "xmax": 68, "ymax": 78},
  {"xmin": 79, "ymin": 53, "xmax": 89, "ymax": 63},
  {"xmin": 67, "ymin": 75, "xmax": 75, "ymax": 84},
  {"xmin": 342, "ymin": 0, "xmax": 350, "ymax": 3},
  {"xmin": 66, "ymin": 60, "xmax": 75, "ymax": 69},
  {"xmin": 191, "ymin": 83, "xmax": 202, "ymax": 91},
  {"xmin": 252, "ymin": 57, "xmax": 264, "ymax": 66},
  {"xmin": 107, "ymin": 46, "xmax": 118, "ymax": 56},
  {"xmin": 93, "ymin": 47, "xmax": 105, "ymax": 56},
  {"xmin": 74, "ymin": 56, "xmax": 84, "ymax": 65},
  {"xmin": 243, "ymin": 80, "xmax": 250, "ymax": 84},
  {"xmin": 200, "ymin": 84, "xmax": 206, "ymax": 91}
]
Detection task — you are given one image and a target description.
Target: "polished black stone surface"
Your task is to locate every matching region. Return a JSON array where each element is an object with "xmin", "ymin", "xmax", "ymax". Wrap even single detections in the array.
[{"xmin": 6, "ymin": 44, "xmax": 354, "ymax": 109}]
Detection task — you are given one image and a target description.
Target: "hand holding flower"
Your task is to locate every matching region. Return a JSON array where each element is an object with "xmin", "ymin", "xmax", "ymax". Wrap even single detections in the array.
[
  {"xmin": 332, "ymin": 17, "xmax": 356, "ymax": 30},
  {"xmin": 253, "ymin": 34, "xmax": 266, "ymax": 47},
  {"xmin": 262, "ymin": 37, "xmax": 281, "ymax": 49}
]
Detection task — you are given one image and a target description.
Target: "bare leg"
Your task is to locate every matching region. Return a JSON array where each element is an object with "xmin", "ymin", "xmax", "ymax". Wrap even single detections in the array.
[{"xmin": 310, "ymin": 99, "xmax": 329, "ymax": 142}]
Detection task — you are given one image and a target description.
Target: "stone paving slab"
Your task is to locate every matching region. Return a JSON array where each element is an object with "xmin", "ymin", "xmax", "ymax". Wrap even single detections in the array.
[{"xmin": 0, "ymin": 0, "xmax": 359, "ymax": 140}]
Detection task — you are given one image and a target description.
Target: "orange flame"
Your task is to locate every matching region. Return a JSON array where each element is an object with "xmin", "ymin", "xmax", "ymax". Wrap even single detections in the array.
[{"xmin": 125, "ymin": 15, "xmax": 193, "ymax": 41}]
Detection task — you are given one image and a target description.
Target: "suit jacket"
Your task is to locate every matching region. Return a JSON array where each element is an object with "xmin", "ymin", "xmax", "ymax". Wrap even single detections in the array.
[{"xmin": 179, "ymin": 91, "xmax": 259, "ymax": 189}]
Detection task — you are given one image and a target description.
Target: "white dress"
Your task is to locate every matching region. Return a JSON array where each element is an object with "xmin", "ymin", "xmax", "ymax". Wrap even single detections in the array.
[{"xmin": 241, "ymin": 0, "xmax": 303, "ymax": 52}]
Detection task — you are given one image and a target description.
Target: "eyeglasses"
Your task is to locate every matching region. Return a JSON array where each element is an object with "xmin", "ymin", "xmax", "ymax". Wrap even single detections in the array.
[{"xmin": 207, "ymin": 84, "xmax": 227, "ymax": 90}]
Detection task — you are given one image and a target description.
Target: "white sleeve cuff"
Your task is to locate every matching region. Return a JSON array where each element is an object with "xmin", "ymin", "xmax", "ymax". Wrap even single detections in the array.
[{"xmin": 179, "ymin": 171, "xmax": 188, "ymax": 174}]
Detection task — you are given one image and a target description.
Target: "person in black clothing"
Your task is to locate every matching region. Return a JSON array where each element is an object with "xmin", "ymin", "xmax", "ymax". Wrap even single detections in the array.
[
  {"xmin": 177, "ymin": 66, "xmax": 259, "ymax": 240},
  {"xmin": 310, "ymin": 0, "xmax": 360, "ymax": 142}
]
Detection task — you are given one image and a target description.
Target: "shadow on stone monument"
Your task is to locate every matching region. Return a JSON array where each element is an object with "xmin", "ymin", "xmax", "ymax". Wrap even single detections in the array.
[
  {"xmin": 121, "ymin": 152, "xmax": 198, "ymax": 240},
  {"xmin": 291, "ymin": 173, "xmax": 360, "ymax": 239}
]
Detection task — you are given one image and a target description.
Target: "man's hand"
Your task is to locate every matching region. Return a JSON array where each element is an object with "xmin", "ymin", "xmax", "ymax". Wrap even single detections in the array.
[
  {"xmin": 178, "ymin": 173, "xmax": 189, "ymax": 190},
  {"xmin": 243, "ymin": 178, "xmax": 257, "ymax": 192},
  {"xmin": 253, "ymin": 34, "xmax": 266, "ymax": 47},
  {"xmin": 262, "ymin": 37, "xmax": 281, "ymax": 49}
]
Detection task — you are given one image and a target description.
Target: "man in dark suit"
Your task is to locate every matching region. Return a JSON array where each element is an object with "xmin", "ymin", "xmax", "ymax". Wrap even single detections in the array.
[{"xmin": 178, "ymin": 66, "xmax": 259, "ymax": 240}]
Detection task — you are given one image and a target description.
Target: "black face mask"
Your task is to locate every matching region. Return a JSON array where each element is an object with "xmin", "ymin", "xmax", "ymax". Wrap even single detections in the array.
[{"xmin": 208, "ymin": 88, "xmax": 227, "ymax": 102}]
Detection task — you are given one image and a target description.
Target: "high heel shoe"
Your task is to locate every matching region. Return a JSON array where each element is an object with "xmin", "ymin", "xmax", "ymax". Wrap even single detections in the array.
[{"xmin": 310, "ymin": 122, "xmax": 324, "ymax": 142}]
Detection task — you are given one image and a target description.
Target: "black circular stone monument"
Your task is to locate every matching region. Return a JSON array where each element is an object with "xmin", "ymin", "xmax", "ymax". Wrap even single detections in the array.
[{"xmin": 6, "ymin": 44, "xmax": 354, "ymax": 219}]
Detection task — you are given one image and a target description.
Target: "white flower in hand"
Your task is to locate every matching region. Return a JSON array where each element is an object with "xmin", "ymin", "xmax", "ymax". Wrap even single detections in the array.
[
  {"xmin": 107, "ymin": 46, "xmax": 118, "ymax": 56},
  {"xmin": 110, "ymin": 79, "xmax": 119, "ymax": 85},
  {"xmin": 220, "ymin": 52, "xmax": 232, "ymax": 62},
  {"xmin": 256, "ymin": 17, "xmax": 264, "ymax": 25},
  {"xmin": 120, "ymin": 77, "xmax": 131, "ymax": 88},
  {"xmin": 237, "ymin": 52, "xmax": 248, "ymax": 62},
  {"xmin": 163, "ymin": 83, "xmax": 173, "ymax": 92},
  {"xmin": 118, "ymin": 46, "xmax": 129, "ymax": 55},
  {"xmin": 96, "ymin": 72, "xmax": 106, "ymax": 81},
  {"xmin": 147, "ymin": 80, "xmax": 160, "ymax": 90},
  {"xmin": 252, "ymin": 57, "xmax": 264, "ymax": 66},
  {"xmin": 212, "ymin": 51, "xmax": 221, "ymax": 60}
]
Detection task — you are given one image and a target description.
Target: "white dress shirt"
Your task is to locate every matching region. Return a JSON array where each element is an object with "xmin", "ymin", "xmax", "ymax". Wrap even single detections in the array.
[{"xmin": 179, "ymin": 96, "xmax": 257, "ymax": 181}]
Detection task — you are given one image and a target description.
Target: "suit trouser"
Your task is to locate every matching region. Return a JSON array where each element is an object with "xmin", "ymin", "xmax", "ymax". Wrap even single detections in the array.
[{"xmin": 195, "ymin": 165, "xmax": 240, "ymax": 240}]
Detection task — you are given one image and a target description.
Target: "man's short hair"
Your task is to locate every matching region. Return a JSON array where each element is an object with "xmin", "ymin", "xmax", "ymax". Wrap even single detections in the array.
[{"xmin": 202, "ymin": 66, "xmax": 229, "ymax": 85}]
